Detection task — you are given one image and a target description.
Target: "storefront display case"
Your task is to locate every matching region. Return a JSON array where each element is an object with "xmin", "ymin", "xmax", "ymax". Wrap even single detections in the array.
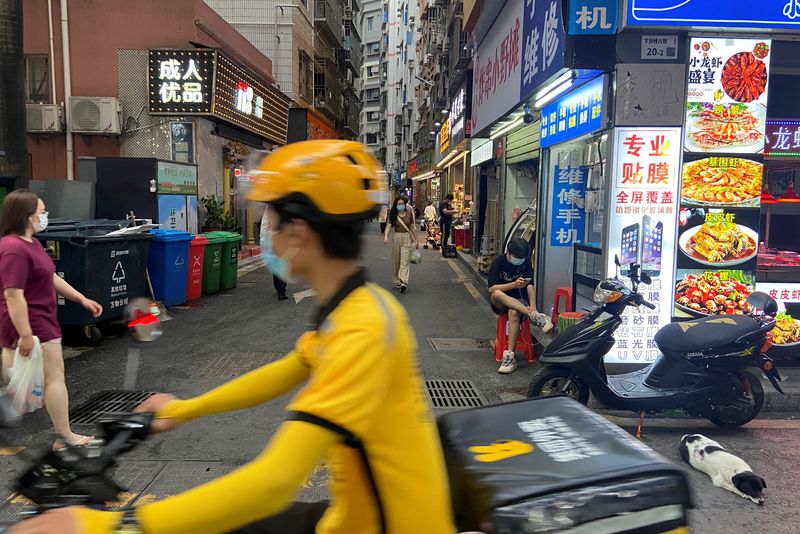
[{"xmin": 572, "ymin": 244, "xmax": 603, "ymax": 313}]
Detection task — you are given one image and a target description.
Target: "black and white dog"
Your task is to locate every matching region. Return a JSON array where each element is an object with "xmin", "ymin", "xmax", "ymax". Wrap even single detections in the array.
[{"xmin": 679, "ymin": 434, "xmax": 767, "ymax": 505}]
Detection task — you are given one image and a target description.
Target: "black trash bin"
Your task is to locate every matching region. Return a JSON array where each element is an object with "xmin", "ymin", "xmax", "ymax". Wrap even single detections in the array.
[{"xmin": 37, "ymin": 228, "xmax": 152, "ymax": 343}]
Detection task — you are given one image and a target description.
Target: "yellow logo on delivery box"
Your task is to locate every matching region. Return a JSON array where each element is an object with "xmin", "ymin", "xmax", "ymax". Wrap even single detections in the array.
[{"xmin": 468, "ymin": 440, "xmax": 534, "ymax": 463}]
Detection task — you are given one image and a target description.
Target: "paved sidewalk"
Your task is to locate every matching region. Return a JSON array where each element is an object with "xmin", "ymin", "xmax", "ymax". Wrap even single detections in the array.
[{"xmin": 1, "ymin": 225, "xmax": 799, "ymax": 532}]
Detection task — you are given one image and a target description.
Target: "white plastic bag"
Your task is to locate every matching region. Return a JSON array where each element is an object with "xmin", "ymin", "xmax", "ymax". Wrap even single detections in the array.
[
  {"xmin": 410, "ymin": 249, "xmax": 422, "ymax": 264},
  {"xmin": 7, "ymin": 336, "xmax": 45, "ymax": 415}
]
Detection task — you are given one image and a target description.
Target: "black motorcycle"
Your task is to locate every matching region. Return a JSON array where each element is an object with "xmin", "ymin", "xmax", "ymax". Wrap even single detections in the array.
[{"xmin": 527, "ymin": 256, "xmax": 783, "ymax": 428}]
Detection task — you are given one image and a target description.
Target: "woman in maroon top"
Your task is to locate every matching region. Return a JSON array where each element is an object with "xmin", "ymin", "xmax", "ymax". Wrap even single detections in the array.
[{"xmin": 0, "ymin": 191, "xmax": 103, "ymax": 449}]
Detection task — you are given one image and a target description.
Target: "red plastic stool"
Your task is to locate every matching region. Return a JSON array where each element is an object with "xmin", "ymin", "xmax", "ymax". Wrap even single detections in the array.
[
  {"xmin": 495, "ymin": 313, "xmax": 536, "ymax": 363},
  {"xmin": 552, "ymin": 286, "xmax": 573, "ymax": 326}
]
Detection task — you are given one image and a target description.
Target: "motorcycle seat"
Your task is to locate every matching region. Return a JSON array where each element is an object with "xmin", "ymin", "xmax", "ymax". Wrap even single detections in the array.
[{"xmin": 654, "ymin": 315, "xmax": 759, "ymax": 353}]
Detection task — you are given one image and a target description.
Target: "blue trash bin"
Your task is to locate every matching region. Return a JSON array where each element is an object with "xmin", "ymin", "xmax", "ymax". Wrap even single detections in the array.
[{"xmin": 147, "ymin": 229, "xmax": 194, "ymax": 306}]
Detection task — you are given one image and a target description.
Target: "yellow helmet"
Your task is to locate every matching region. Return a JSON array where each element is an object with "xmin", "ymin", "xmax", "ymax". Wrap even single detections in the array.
[{"xmin": 246, "ymin": 140, "xmax": 389, "ymax": 221}]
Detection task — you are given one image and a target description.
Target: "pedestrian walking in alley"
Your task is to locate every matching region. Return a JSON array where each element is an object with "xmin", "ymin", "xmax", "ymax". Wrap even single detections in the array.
[
  {"xmin": 439, "ymin": 193, "xmax": 457, "ymax": 246},
  {"xmin": 424, "ymin": 199, "xmax": 437, "ymax": 224},
  {"xmin": 378, "ymin": 202, "xmax": 389, "ymax": 235},
  {"xmin": 488, "ymin": 237, "xmax": 553, "ymax": 374},
  {"xmin": 9, "ymin": 141, "xmax": 456, "ymax": 534},
  {"xmin": 0, "ymin": 191, "xmax": 103, "ymax": 449},
  {"xmin": 261, "ymin": 208, "xmax": 290, "ymax": 301},
  {"xmin": 384, "ymin": 195, "xmax": 419, "ymax": 293}
]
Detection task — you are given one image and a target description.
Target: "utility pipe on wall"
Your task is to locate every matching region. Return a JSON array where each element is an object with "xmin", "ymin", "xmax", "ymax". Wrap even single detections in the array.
[
  {"xmin": 59, "ymin": 0, "xmax": 73, "ymax": 180},
  {"xmin": 46, "ymin": 0, "xmax": 56, "ymax": 104}
]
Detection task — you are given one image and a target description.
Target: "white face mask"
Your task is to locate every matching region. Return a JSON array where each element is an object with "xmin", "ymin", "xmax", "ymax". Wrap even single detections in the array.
[{"xmin": 31, "ymin": 212, "xmax": 49, "ymax": 233}]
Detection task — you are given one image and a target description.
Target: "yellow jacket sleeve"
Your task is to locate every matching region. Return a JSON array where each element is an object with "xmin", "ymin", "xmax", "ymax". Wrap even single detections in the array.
[
  {"xmin": 74, "ymin": 421, "xmax": 337, "ymax": 534},
  {"xmin": 156, "ymin": 348, "xmax": 311, "ymax": 423}
]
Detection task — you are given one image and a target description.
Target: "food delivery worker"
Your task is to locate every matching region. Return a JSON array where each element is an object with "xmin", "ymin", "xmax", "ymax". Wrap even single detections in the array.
[{"xmin": 10, "ymin": 140, "xmax": 456, "ymax": 534}]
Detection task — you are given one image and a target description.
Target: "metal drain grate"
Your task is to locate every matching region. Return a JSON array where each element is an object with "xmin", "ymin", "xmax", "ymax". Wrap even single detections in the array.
[
  {"xmin": 70, "ymin": 390, "xmax": 154, "ymax": 425},
  {"xmin": 424, "ymin": 380, "xmax": 487, "ymax": 410},
  {"xmin": 198, "ymin": 352, "xmax": 282, "ymax": 377},
  {"xmin": 429, "ymin": 338, "xmax": 494, "ymax": 351}
]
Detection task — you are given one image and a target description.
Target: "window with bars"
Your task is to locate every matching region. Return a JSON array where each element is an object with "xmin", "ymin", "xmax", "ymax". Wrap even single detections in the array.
[
  {"xmin": 298, "ymin": 50, "xmax": 313, "ymax": 102},
  {"xmin": 25, "ymin": 56, "xmax": 49, "ymax": 103}
]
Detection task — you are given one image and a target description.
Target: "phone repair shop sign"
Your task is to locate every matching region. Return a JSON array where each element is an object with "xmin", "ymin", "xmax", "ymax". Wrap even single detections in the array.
[
  {"xmin": 568, "ymin": 0, "xmax": 618, "ymax": 35},
  {"xmin": 605, "ymin": 127, "xmax": 682, "ymax": 364},
  {"xmin": 551, "ymin": 165, "xmax": 588, "ymax": 247}
]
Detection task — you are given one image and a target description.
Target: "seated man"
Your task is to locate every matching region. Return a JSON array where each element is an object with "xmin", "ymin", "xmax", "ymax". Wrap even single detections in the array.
[{"xmin": 488, "ymin": 237, "xmax": 553, "ymax": 374}]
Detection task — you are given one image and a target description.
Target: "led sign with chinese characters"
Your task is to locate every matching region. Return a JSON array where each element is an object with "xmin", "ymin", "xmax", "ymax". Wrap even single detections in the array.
[
  {"xmin": 626, "ymin": 0, "xmax": 800, "ymax": 31},
  {"xmin": 765, "ymin": 121, "xmax": 800, "ymax": 158},
  {"xmin": 149, "ymin": 50, "xmax": 215, "ymax": 114},
  {"xmin": 540, "ymin": 75, "xmax": 606, "ymax": 148},
  {"xmin": 149, "ymin": 49, "xmax": 289, "ymax": 145}
]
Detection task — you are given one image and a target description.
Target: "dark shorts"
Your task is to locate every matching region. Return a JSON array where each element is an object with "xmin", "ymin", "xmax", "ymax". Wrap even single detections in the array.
[
  {"xmin": 229, "ymin": 501, "xmax": 328, "ymax": 534},
  {"xmin": 490, "ymin": 296, "xmax": 529, "ymax": 316}
]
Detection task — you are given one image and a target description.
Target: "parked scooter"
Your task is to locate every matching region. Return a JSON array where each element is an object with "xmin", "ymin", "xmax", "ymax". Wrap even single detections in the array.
[{"xmin": 527, "ymin": 256, "xmax": 783, "ymax": 429}]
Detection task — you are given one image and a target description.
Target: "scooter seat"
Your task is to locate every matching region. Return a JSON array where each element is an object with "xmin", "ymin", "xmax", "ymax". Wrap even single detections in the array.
[{"xmin": 654, "ymin": 315, "xmax": 759, "ymax": 353}]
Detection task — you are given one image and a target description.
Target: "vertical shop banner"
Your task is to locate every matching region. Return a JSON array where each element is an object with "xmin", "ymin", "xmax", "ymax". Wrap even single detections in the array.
[
  {"xmin": 520, "ymin": 0, "xmax": 566, "ymax": 101},
  {"xmin": 684, "ymin": 38, "xmax": 771, "ymax": 154},
  {"xmin": 550, "ymin": 166, "xmax": 588, "ymax": 246},
  {"xmin": 677, "ymin": 37, "xmax": 770, "ymax": 322},
  {"xmin": 606, "ymin": 127, "xmax": 681, "ymax": 363},
  {"xmin": 472, "ymin": 0, "xmax": 523, "ymax": 135}
]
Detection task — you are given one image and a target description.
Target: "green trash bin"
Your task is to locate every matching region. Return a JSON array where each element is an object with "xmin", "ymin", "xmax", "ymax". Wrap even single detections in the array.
[
  {"xmin": 200, "ymin": 232, "xmax": 227, "ymax": 295},
  {"xmin": 215, "ymin": 231, "xmax": 243, "ymax": 290}
]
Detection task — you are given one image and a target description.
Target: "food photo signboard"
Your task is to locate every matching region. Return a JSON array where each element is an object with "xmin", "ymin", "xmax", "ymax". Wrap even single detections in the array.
[
  {"xmin": 606, "ymin": 127, "xmax": 681, "ymax": 363},
  {"xmin": 675, "ymin": 37, "xmax": 771, "ymax": 322},
  {"xmin": 684, "ymin": 38, "xmax": 771, "ymax": 154}
]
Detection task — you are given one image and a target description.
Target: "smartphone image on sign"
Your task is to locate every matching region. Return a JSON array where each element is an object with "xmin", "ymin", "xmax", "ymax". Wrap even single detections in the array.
[
  {"xmin": 641, "ymin": 216, "xmax": 663, "ymax": 277},
  {"xmin": 620, "ymin": 223, "xmax": 641, "ymax": 275}
]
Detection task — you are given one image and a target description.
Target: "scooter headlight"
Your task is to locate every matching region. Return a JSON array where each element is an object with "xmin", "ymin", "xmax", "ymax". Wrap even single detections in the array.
[{"xmin": 593, "ymin": 285, "xmax": 623, "ymax": 304}]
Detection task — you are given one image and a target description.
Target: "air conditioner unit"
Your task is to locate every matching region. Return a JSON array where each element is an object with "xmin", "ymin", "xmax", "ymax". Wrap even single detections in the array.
[
  {"xmin": 26, "ymin": 104, "xmax": 65, "ymax": 133},
  {"xmin": 69, "ymin": 96, "xmax": 122, "ymax": 134}
]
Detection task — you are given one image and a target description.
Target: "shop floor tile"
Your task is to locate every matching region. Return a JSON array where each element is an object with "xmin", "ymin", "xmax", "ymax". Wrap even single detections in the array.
[{"xmin": 132, "ymin": 461, "xmax": 243, "ymax": 504}]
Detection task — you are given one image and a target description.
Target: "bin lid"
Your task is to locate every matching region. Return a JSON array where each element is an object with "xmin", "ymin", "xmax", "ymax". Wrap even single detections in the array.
[
  {"xmin": 190, "ymin": 235, "xmax": 209, "ymax": 246},
  {"xmin": 150, "ymin": 228, "xmax": 194, "ymax": 242},
  {"xmin": 200, "ymin": 232, "xmax": 229, "ymax": 244},
  {"xmin": 208, "ymin": 231, "xmax": 243, "ymax": 242}
]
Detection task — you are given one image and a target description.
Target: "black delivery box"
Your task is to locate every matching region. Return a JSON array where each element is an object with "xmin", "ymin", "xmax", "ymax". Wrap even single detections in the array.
[{"xmin": 437, "ymin": 397, "xmax": 692, "ymax": 533}]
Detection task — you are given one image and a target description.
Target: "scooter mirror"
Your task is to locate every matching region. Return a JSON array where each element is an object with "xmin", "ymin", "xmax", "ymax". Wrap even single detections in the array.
[
  {"xmin": 640, "ymin": 271, "xmax": 652, "ymax": 285},
  {"xmin": 126, "ymin": 298, "xmax": 163, "ymax": 342},
  {"xmin": 747, "ymin": 292, "xmax": 779, "ymax": 315},
  {"xmin": 614, "ymin": 254, "xmax": 621, "ymax": 267}
]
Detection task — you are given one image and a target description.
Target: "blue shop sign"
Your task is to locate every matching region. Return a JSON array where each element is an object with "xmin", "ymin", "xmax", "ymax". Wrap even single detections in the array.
[
  {"xmin": 551, "ymin": 165, "xmax": 588, "ymax": 247},
  {"xmin": 541, "ymin": 75, "xmax": 606, "ymax": 148},
  {"xmin": 626, "ymin": 0, "xmax": 800, "ymax": 30},
  {"xmin": 568, "ymin": 0, "xmax": 618, "ymax": 35},
  {"xmin": 520, "ymin": 0, "xmax": 566, "ymax": 102}
]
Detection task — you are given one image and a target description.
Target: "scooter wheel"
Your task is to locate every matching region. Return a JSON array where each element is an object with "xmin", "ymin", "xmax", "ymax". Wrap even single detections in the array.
[
  {"xmin": 703, "ymin": 370, "xmax": 764, "ymax": 428},
  {"xmin": 527, "ymin": 366, "xmax": 590, "ymax": 405}
]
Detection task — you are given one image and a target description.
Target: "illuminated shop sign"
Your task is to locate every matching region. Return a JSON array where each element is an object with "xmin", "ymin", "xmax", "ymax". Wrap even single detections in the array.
[
  {"xmin": 149, "ymin": 49, "xmax": 215, "ymax": 114},
  {"xmin": 149, "ymin": 49, "xmax": 290, "ymax": 145},
  {"xmin": 626, "ymin": 0, "xmax": 800, "ymax": 30},
  {"xmin": 765, "ymin": 120, "xmax": 800, "ymax": 158}
]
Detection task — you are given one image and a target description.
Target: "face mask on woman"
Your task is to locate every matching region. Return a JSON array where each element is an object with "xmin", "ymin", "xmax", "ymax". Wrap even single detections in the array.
[
  {"xmin": 397, "ymin": 204, "xmax": 406, "ymax": 212},
  {"xmin": 31, "ymin": 212, "xmax": 49, "ymax": 233}
]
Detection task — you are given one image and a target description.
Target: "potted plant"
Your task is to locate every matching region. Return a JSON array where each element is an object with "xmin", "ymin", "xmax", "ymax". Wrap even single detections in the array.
[{"xmin": 201, "ymin": 195, "xmax": 226, "ymax": 232}]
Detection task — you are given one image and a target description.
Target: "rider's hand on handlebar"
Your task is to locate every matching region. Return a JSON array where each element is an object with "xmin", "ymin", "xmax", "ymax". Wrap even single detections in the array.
[
  {"xmin": 135, "ymin": 393, "xmax": 181, "ymax": 434},
  {"xmin": 7, "ymin": 507, "xmax": 82, "ymax": 534}
]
